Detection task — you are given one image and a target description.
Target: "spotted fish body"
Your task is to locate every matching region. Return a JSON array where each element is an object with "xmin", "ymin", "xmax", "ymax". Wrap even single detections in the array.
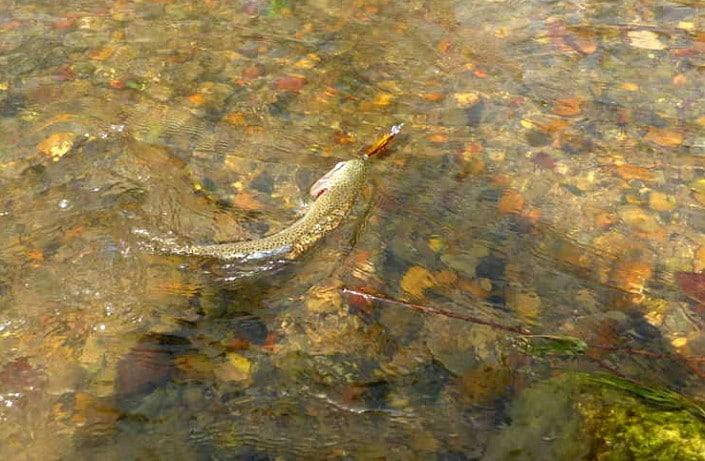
[{"xmin": 149, "ymin": 158, "xmax": 368, "ymax": 261}]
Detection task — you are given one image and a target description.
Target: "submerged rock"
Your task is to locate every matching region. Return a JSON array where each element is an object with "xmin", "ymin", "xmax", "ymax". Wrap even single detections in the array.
[
  {"xmin": 483, "ymin": 374, "xmax": 705, "ymax": 460},
  {"xmin": 426, "ymin": 317, "xmax": 503, "ymax": 376},
  {"xmin": 115, "ymin": 333, "xmax": 192, "ymax": 400}
]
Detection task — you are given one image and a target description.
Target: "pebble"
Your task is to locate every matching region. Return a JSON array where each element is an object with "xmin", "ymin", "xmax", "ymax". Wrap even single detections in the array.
[
  {"xmin": 621, "ymin": 82, "xmax": 639, "ymax": 92},
  {"xmin": 400, "ymin": 266, "xmax": 437, "ymax": 299},
  {"xmin": 498, "ymin": 189, "xmax": 525, "ymax": 214},
  {"xmin": 595, "ymin": 211, "xmax": 617, "ymax": 229},
  {"xmin": 305, "ymin": 283, "xmax": 343, "ymax": 314},
  {"xmin": 441, "ymin": 243, "xmax": 489, "ymax": 278},
  {"xmin": 274, "ymin": 75, "xmax": 307, "ymax": 92},
  {"xmin": 241, "ymin": 64, "xmax": 265, "ymax": 79},
  {"xmin": 458, "ymin": 365, "xmax": 511, "ymax": 405},
  {"xmin": 627, "ymin": 30, "xmax": 667, "ymax": 50},
  {"xmin": 532, "ymin": 152, "xmax": 556, "ymax": 170},
  {"xmin": 214, "ymin": 353, "xmax": 252, "ymax": 382},
  {"xmin": 435, "ymin": 269, "xmax": 458, "ymax": 286},
  {"xmin": 618, "ymin": 206, "xmax": 665, "ymax": 237},
  {"xmin": 410, "ymin": 431, "xmax": 440, "ymax": 452},
  {"xmin": 609, "ymin": 259, "xmax": 653, "ymax": 298},
  {"xmin": 553, "ymin": 98, "xmax": 583, "ymax": 117},
  {"xmin": 569, "ymin": 33, "xmax": 598, "ymax": 54},
  {"xmin": 114, "ymin": 333, "xmax": 190, "ymax": 398},
  {"xmin": 426, "ymin": 318, "xmax": 501, "ymax": 375},
  {"xmin": 459, "ymin": 278, "xmax": 491, "ymax": 299},
  {"xmin": 174, "ymin": 354, "xmax": 214, "ymax": 380},
  {"xmin": 294, "ymin": 53, "xmax": 320, "ymax": 69},
  {"xmin": 675, "ymin": 271, "xmax": 705, "ymax": 303},
  {"xmin": 88, "ymin": 47, "xmax": 114, "ymax": 61},
  {"xmin": 71, "ymin": 392, "xmax": 120, "ymax": 429},
  {"xmin": 508, "ymin": 289, "xmax": 541, "ymax": 320},
  {"xmin": 454, "ymin": 92, "xmax": 479, "ymax": 106},
  {"xmin": 648, "ymin": 191, "xmax": 675, "ymax": 212},
  {"xmin": 37, "ymin": 132, "xmax": 76, "ymax": 160},
  {"xmin": 644, "ymin": 127, "xmax": 683, "ymax": 147},
  {"xmin": 224, "ymin": 112, "xmax": 246, "ymax": 126},
  {"xmin": 694, "ymin": 245, "xmax": 705, "ymax": 272},
  {"xmin": 427, "ymin": 236, "xmax": 445, "ymax": 253},
  {"xmin": 371, "ymin": 92, "xmax": 394, "ymax": 107},
  {"xmin": 488, "ymin": 150, "xmax": 506, "ymax": 162},
  {"xmin": 427, "ymin": 132, "xmax": 448, "ymax": 143},
  {"xmin": 459, "ymin": 155, "xmax": 485, "ymax": 176},
  {"xmin": 613, "ymin": 164, "xmax": 655, "ymax": 181},
  {"xmin": 691, "ymin": 179, "xmax": 705, "ymax": 205},
  {"xmin": 420, "ymin": 92, "xmax": 445, "ymax": 102}
]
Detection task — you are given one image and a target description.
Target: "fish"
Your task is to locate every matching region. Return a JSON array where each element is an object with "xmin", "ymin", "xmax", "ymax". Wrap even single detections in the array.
[{"xmin": 138, "ymin": 124, "xmax": 403, "ymax": 262}]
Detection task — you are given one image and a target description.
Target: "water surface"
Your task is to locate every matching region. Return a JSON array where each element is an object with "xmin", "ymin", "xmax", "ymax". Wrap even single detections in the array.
[{"xmin": 2, "ymin": 0, "xmax": 705, "ymax": 458}]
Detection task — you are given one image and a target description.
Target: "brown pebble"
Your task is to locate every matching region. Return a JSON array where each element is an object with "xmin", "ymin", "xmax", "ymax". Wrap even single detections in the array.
[
  {"xmin": 613, "ymin": 164, "xmax": 655, "ymax": 181},
  {"xmin": 115, "ymin": 334, "xmax": 190, "ymax": 397},
  {"xmin": 644, "ymin": 127, "xmax": 683, "ymax": 147},
  {"xmin": 532, "ymin": 152, "xmax": 556, "ymax": 170},
  {"xmin": 427, "ymin": 133, "xmax": 448, "ymax": 143},
  {"xmin": 619, "ymin": 206, "xmax": 665, "ymax": 238},
  {"xmin": 694, "ymin": 246, "xmax": 705, "ymax": 272},
  {"xmin": 570, "ymin": 34, "xmax": 598, "ymax": 54},
  {"xmin": 498, "ymin": 189, "xmax": 525, "ymax": 214},
  {"xmin": 52, "ymin": 18, "xmax": 76, "ymax": 30},
  {"xmin": 225, "ymin": 338, "xmax": 251, "ymax": 351},
  {"xmin": 553, "ymin": 98, "xmax": 583, "ymax": 117},
  {"xmin": 437, "ymin": 38, "xmax": 452, "ymax": 53},
  {"xmin": 457, "ymin": 156, "xmax": 485, "ymax": 178},
  {"xmin": 400, "ymin": 266, "xmax": 437, "ymax": 299},
  {"xmin": 610, "ymin": 259, "xmax": 652, "ymax": 297},
  {"xmin": 420, "ymin": 92, "xmax": 445, "ymax": 102},
  {"xmin": 522, "ymin": 208, "xmax": 542, "ymax": 224},
  {"xmin": 37, "ymin": 132, "xmax": 76, "ymax": 159},
  {"xmin": 435, "ymin": 270, "xmax": 458, "ymax": 286},
  {"xmin": 0, "ymin": 357, "xmax": 43, "ymax": 390},
  {"xmin": 648, "ymin": 191, "xmax": 675, "ymax": 212},
  {"xmin": 334, "ymin": 131, "xmax": 354, "ymax": 145},
  {"xmin": 459, "ymin": 279, "xmax": 491, "ymax": 299},
  {"xmin": 595, "ymin": 211, "xmax": 617, "ymax": 229},
  {"xmin": 242, "ymin": 64, "xmax": 265, "ymax": 79},
  {"xmin": 174, "ymin": 355, "xmax": 214, "ymax": 379},
  {"xmin": 458, "ymin": 366, "xmax": 511, "ymax": 405},
  {"xmin": 676, "ymin": 272, "xmax": 705, "ymax": 304},
  {"xmin": 72, "ymin": 392, "xmax": 120, "ymax": 428},
  {"xmin": 274, "ymin": 75, "xmax": 307, "ymax": 91}
]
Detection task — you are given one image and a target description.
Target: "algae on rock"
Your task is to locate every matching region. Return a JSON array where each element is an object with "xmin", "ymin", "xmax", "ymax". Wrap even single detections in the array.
[{"xmin": 483, "ymin": 374, "xmax": 705, "ymax": 460}]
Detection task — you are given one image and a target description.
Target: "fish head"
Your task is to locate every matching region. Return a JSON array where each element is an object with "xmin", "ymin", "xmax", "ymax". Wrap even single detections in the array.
[{"xmin": 309, "ymin": 159, "xmax": 364, "ymax": 199}]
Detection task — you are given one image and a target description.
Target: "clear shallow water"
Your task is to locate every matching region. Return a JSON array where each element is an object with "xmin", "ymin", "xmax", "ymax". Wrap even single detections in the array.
[{"xmin": 2, "ymin": 0, "xmax": 705, "ymax": 459}]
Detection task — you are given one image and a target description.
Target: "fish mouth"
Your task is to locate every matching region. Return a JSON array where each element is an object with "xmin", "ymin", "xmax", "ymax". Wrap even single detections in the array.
[
  {"xmin": 310, "ymin": 161, "xmax": 348, "ymax": 199},
  {"xmin": 309, "ymin": 176, "xmax": 331, "ymax": 199}
]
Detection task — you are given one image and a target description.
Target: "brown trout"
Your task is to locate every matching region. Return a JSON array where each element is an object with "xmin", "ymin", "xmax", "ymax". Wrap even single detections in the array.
[{"xmin": 140, "ymin": 124, "xmax": 402, "ymax": 262}]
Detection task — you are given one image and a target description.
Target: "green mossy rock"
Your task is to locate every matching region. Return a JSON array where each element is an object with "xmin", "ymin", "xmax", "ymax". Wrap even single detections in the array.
[{"xmin": 483, "ymin": 374, "xmax": 705, "ymax": 460}]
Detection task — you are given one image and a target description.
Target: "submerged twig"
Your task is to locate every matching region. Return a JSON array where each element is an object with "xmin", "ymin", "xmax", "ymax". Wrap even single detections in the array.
[
  {"xmin": 339, "ymin": 289, "xmax": 705, "ymax": 385},
  {"xmin": 340, "ymin": 288, "xmax": 531, "ymax": 335}
]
